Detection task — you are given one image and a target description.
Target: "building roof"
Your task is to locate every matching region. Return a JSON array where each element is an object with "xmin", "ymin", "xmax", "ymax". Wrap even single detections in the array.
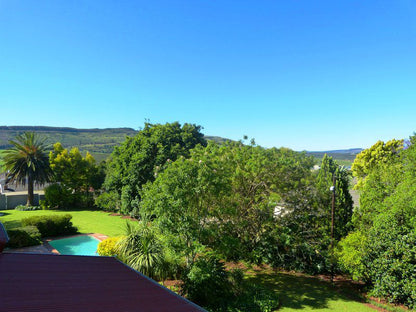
[{"xmin": 0, "ymin": 253, "xmax": 204, "ymax": 312}]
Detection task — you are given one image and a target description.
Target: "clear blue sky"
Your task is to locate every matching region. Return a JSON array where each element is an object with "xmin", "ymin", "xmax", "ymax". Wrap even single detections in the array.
[{"xmin": 1, "ymin": 1, "xmax": 415, "ymax": 151}]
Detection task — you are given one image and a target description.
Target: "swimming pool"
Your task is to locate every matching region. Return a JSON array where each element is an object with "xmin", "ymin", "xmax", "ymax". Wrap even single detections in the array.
[{"xmin": 49, "ymin": 235, "xmax": 100, "ymax": 256}]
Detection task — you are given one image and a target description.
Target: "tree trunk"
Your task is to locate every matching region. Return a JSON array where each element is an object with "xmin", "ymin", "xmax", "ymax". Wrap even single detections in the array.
[{"xmin": 27, "ymin": 175, "xmax": 34, "ymax": 206}]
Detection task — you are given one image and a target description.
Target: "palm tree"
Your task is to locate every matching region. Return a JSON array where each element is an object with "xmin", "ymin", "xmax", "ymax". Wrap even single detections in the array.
[{"xmin": 3, "ymin": 132, "xmax": 52, "ymax": 206}]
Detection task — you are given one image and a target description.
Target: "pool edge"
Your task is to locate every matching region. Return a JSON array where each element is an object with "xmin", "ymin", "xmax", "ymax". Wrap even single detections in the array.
[{"xmin": 44, "ymin": 233, "xmax": 108, "ymax": 255}]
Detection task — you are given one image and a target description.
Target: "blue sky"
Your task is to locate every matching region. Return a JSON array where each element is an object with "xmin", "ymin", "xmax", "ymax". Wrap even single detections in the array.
[{"xmin": 0, "ymin": 1, "xmax": 415, "ymax": 151}]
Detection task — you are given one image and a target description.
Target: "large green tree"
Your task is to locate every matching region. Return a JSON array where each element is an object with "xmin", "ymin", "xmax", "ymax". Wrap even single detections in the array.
[
  {"xmin": 139, "ymin": 141, "xmax": 318, "ymax": 265},
  {"xmin": 101, "ymin": 122, "xmax": 206, "ymax": 214},
  {"xmin": 46, "ymin": 142, "xmax": 105, "ymax": 209},
  {"xmin": 3, "ymin": 132, "xmax": 52, "ymax": 206},
  {"xmin": 337, "ymin": 135, "xmax": 416, "ymax": 308}
]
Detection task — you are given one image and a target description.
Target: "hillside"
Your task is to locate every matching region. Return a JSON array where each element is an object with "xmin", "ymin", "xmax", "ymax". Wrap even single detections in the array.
[
  {"xmin": 0, "ymin": 126, "xmax": 138, "ymax": 162},
  {"xmin": 0, "ymin": 126, "xmax": 363, "ymax": 165},
  {"xmin": 0, "ymin": 126, "xmax": 233, "ymax": 162},
  {"xmin": 307, "ymin": 148, "xmax": 363, "ymax": 167}
]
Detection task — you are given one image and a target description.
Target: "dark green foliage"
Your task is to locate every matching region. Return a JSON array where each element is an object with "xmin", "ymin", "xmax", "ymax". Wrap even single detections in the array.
[
  {"xmin": 7, "ymin": 226, "xmax": 41, "ymax": 248},
  {"xmin": 231, "ymin": 284, "xmax": 280, "ymax": 312},
  {"xmin": 181, "ymin": 255, "xmax": 231, "ymax": 310},
  {"xmin": 14, "ymin": 205, "xmax": 41, "ymax": 211},
  {"xmin": 21, "ymin": 214, "xmax": 78, "ymax": 237},
  {"xmin": 94, "ymin": 191, "xmax": 120, "ymax": 212},
  {"xmin": 44, "ymin": 183, "xmax": 72, "ymax": 210},
  {"xmin": 181, "ymin": 254, "xmax": 279, "ymax": 312},
  {"xmin": 259, "ymin": 225, "xmax": 330, "ymax": 275},
  {"xmin": 337, "ymin": 135, "xmax": 416, "ymax": 308},
  {"xmin": 116, "ymin": 223, "xmax": 165, "ymax": 280},
  {"xmin": 3, "ymin": 132, "xmax": 52, "ymax": 206},
  {"xmin": 101, "ymin": 122, "xmax": 206, "ymax": 214},
  {"xmin": 364, "ymin": 220, "xmax": 416, "ymax": 308},
  {"xmin": 140, "ymin": 140, "xmax": 344, "ymax": 273},
  {"xmin": 316, "ymin": 155, "xmax": 353, "ymax": 240}
]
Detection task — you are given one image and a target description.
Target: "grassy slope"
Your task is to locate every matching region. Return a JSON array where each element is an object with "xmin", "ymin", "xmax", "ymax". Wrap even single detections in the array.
[
  {"xmin": 0, "ymin": 127, "xmax": 138, "ymax": 162},
  {"xmin": 0, "ymin": 209, "xmax": 136, "ymax": 237}
]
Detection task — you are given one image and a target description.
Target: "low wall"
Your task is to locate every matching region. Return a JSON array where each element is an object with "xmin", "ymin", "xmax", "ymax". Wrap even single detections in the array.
[{"xmin": 0, "ymin": 193, "xmax": 44, "ymax": 210}]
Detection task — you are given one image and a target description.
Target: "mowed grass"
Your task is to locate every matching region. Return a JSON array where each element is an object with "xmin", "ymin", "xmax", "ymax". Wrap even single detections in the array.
[
  {"xmin": 237, "ymin": 265, "xmax": 404, "ymax": 312},
  {"xmin": 0, "ymin": 209, "xmax": 136, "ymax": 237}
]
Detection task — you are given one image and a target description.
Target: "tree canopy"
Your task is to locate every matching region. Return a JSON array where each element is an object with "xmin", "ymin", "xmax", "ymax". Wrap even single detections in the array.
[
  {"xmin": 3, "ymin": 132, "xmax": 52, "ymax": 206},
  {"xmin": 100, "ymin": 122, "xmax": 206, "ymax": 214}
]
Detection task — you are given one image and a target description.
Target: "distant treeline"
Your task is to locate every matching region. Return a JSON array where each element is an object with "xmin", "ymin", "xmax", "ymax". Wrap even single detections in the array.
[{"xmin": 0, "ymin": 126, "xmax": 136, "ymax": 133}]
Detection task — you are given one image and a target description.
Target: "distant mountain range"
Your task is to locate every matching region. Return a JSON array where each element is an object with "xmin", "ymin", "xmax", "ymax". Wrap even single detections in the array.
[
  {"xmin": 0, "ymin": 126, "xmax": 363, "ymax": 163},
  {"xmin": 308, "ymin": 148, "xmax": 363, "ymax": 154}
]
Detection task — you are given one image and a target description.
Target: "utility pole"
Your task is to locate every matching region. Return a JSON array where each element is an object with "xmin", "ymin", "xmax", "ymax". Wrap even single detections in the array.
[{"xmin": 330, "ymin": 174, "xmax": 336, "ymax": 284}]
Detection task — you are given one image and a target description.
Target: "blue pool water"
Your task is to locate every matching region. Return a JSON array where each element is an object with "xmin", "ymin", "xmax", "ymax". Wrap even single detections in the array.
[{"xmin": 49, "ymin": 235, "xmax": 100, "ymax": 256}]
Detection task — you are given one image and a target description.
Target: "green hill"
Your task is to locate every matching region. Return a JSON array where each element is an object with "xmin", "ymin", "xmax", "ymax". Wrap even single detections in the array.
[
  {"xmin": 307, "ymin": 148, "xmax": 363, "ymax": 167},
  {"xmin": 0, "ymin": 126, "xmax": 363, "ymax": 166},
  {"xmin": 0, "ymin": 126, "xmax": 138, "ymax": 162}
]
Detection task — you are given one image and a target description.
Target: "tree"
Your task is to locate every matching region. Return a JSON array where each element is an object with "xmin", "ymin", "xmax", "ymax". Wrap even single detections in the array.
[
  {"xmin": 337, "ymin": 135, "xmax": 416, "ymax": 308},
  {"xmin": 46, "ymin": 142, "xmax": 104, "ymax": 209},
  {"xmin": 139, "ymin": 141, "xmax": 318, "ymax": 266},
  {"xmin": 101, "ymin": 122, "xmax": 206, "ymax": 214},
  {"xmin": 352, "ymin": 139, "xmax": 403, "ymax": 190},
  {"xmin": 316, "ymin": 154, "xmax": 353, "ymax": 240},
  {"xmin": 3, "ymin": 132, "xmax": 52, "ymax": 206},
  {"xmin": 139, "ymin": 144, "xmax": 230, "ymax": 264}
]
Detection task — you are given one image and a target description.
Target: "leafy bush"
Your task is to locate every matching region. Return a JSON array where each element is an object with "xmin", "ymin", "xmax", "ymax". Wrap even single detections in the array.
[
  {"xmin": 364, "ymin": 221, "xmax": 416, "ymax": 309},
  {"xmin": 7, "ymin": 226, "xmax": 41, "ymax": 248},
  {"xmin": 181, "ymin": 254, "xmax": 232, "ymax": 311},
  {"xmin": 21, "ymin": 214, "xmax": 78, "ymax": 237},
  {"xmin": 116, "ymin": 223, "xmax": 165, "ymax": 280},
  {"xmin": 335, "ymin": 231, "xmax": 368, "ymax": 281},
  {"xmin": 181, "ymin": 254, "xmax": 280, "ymax": 312},
  {"xmin": 97, "ymin": 236, "xmax": 123, "ymax": 256},
  {"xmin": 43, "ymin": 183, "xmax": 72, "ymax": 209},
  {"xmin": 232, "ymin": 284, "xmax": 280, "ymax": 312},
  {"xmin": 95, "ymin": 191, "xmax": 121, "ymax": 212},
  {"xmin": 15, "ymin": 205, "xmax": 41, "ymax": 211}
]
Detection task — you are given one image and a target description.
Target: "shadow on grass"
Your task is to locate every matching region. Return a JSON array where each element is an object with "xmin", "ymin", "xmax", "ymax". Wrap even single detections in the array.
[
  {"xmin": 1, "ymin": 219, "xmax": 22, "ymax": 230},
  {"xmin": 245, "ymin": 271, "xmax": 366, "ymax": 310}
]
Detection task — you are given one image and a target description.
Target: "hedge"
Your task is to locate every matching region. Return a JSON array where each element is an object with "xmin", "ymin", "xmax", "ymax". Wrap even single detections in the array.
[
  {"xmin": 7, "ymin": 226, "xmax": 42, "ymax": 248},
  {"xmin": 21, "ymin": 214, "xmax": 78, "ymax": 237}
]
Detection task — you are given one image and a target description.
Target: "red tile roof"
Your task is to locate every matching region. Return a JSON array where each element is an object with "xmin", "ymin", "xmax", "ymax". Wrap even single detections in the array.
[{"xmin": 0, "ymin": 253, "xmax": 205, "ymax": 312}]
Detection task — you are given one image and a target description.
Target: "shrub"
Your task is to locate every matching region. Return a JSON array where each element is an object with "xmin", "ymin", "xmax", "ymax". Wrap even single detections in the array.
[
  {"xmin": 7, "ymin": 226, "xmax": 42, "ymax": 248},
  {"xmin": 232, "ymin": 284, "xmax": 280, "ymax": 312},
  {"xmin": 95, "ymin": 191, "xmax": 121, "ymax": 212},
  {"xmin": 364, "ymin": 222, "xmax": 416, "ymax": 309},
  {"xmin": 181, "ymin": 254, "xmax": 232, "ymax": 311},
  {"xmin": 97, "ymin": 236, "xmax": 123, "ymax": 256},
  {"xmin": 181, "ymin": 254, "xmax": 280, "ymax": 312},
  {"xmin": 15, "ymin": 205, "xmax": 41, "ymax": 211},
  {"xmin": 335, "ymin": 230, "xmax": 368, "ymax": 281},
  {"xmin": 43, "ymin": 183, "xmax": 72, "ymax": 209},
  {"xmin": 21, "ymin": 214, "xmax": 78, "ymax": 237}
]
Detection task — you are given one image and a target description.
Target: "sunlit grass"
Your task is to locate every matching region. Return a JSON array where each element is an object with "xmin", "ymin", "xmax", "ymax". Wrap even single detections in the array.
[{"xmin": 0, "ymin": 209, "xmax": 136, "ymax": 237}]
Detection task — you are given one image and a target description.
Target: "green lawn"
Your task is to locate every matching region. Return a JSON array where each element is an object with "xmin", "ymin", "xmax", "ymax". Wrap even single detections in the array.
[
  {"xmin": 240, "ymin": 266, "xmax": 405, "ymax": 312},
  {"xmin": 0, "ymin": 209, "xmax": 136, "ymax": 237}
]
